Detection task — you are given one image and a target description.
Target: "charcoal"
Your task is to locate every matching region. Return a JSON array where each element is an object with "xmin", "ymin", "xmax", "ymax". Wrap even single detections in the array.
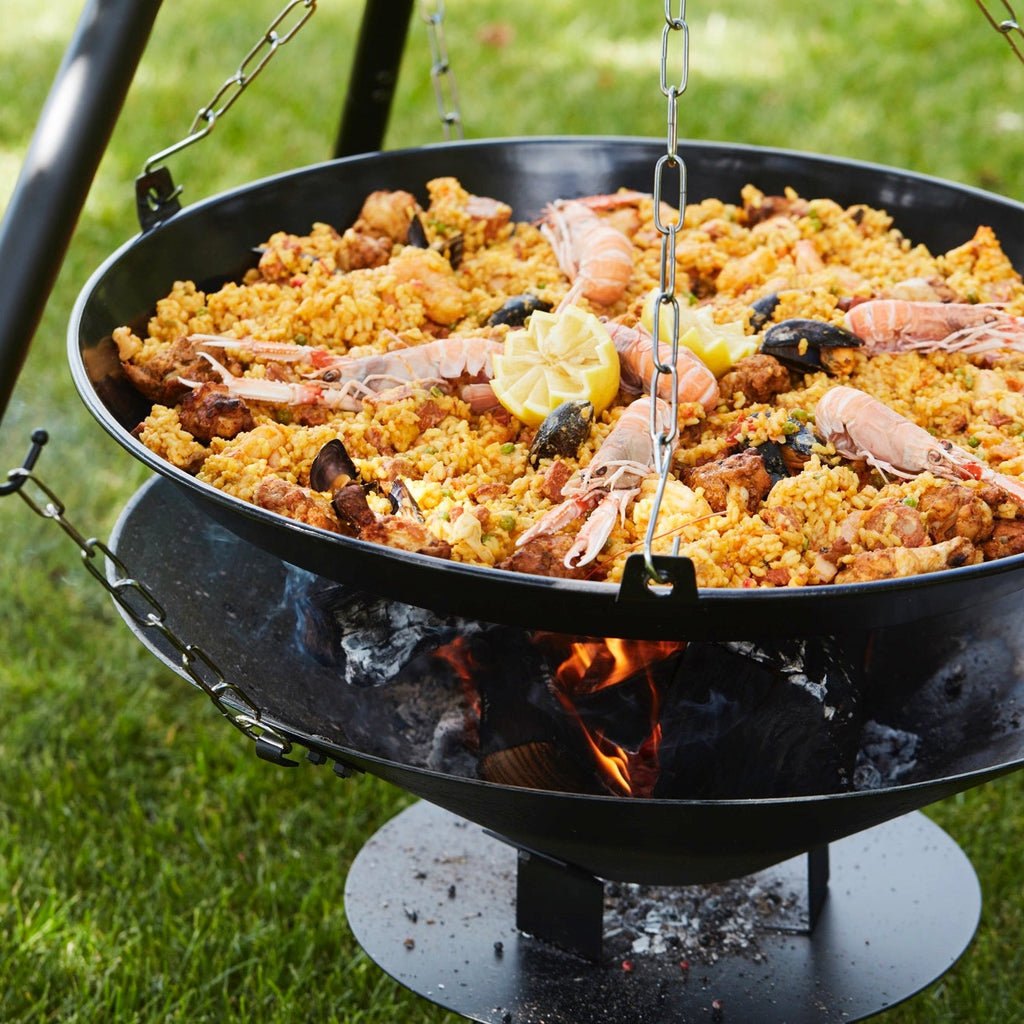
[
  {"xmin": 653, "ymin": 636, "xmax": 868, "ymax": 799},
  {"xmin": 295, "ymin": 579, "xmax": 485, "ymax": 686}
]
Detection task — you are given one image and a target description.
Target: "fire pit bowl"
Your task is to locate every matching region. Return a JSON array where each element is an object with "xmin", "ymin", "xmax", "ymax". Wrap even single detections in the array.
[
  {"xmin": 108, "ymin": 475, "xmax": 1024, "ymax": 886},
  {"xmin": 72, "ymin": 136, "xmax": 1024, "ymax": 641}
]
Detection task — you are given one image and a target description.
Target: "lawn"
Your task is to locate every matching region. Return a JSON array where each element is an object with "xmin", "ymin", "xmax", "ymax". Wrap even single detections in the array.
[{"xmin": 3, "ymin": 1, "xmax": 1024, "ymax": 1021}]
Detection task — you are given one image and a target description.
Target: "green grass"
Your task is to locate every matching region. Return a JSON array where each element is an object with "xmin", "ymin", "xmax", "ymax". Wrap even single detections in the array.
[{"xmin": 3, "ymin": 1, "xmax": 1024, "ymax": 1020}]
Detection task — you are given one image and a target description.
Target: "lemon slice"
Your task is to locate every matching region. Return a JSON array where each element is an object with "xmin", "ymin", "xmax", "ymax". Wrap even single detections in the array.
[
  {"xmin": 642, "ymin": 291, "xmax": 757, "ymax": 378},
  {"xmin": 491, "ymin": 305, "xmax": 620, "ymax": 427}
]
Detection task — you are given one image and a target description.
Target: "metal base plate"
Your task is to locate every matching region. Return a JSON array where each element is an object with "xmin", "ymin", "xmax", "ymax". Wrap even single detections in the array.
[{"xmin": 345, "ymin": 802, "xmax": 980, "ymax": 1023}]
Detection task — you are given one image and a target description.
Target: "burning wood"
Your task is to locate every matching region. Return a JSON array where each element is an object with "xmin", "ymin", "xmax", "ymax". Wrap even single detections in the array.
[{"xmin": 297, "ymin": 574, "xmax": 871, "ymax": 799}]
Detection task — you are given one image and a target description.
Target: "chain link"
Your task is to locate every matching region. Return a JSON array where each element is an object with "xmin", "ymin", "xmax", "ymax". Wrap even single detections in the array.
[
  {"xmin": 976, "ymin": 0, "xmax": 1024, "ymax": 63},
  {"xmin": 420, "ymin": 0, "xmax": 464, "ymax": 140},
  {"xmin": 7, "ymin": 465, "xmax": 296, "ymax": 764},
  {"xmin": 642, "ymin": 0, "xmax": 689, "ymax": 583},
  {"xmin": 142, "ymin": 0, "xmax": 318, "ymax": 178}
]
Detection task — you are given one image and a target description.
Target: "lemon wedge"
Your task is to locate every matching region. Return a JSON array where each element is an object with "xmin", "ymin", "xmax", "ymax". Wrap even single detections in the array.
[
  {"xmin": 641, "ymin": 291, "xmax": 757, "ymax": 378},
  {"xmin": 490, "ymin": 305, "xmax": 621, "ymax": 427}
]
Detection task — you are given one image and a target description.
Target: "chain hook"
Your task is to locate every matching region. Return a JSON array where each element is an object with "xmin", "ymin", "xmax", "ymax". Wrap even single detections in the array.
[
  {"xmin": 0, "ymin": 429, "xmax": 48, "ymax": 497},
  {"xmin": 641, "ymin": 1, "xmax": 690, "ymax": 585},
  {"xmin": 4, "ymin": 431, "xmax": 297, "ymax": 765}
]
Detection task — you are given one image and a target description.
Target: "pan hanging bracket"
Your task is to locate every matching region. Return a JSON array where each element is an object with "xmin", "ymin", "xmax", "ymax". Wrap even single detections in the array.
[{"xmin": 132, "ymin": 0, "xmax": 318, "ymax": 232}]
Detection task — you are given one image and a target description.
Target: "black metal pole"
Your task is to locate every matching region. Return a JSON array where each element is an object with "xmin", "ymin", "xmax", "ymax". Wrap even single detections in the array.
[
  {"xmin": 333, "ymin": 0, "xmax": 415, "ymax": 157},
  {"xmin": 0, "ymin": 0, "xmax": 163, "ymax": 428}
]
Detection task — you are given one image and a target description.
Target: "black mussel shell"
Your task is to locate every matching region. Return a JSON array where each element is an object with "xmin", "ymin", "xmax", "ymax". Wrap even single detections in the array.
[
  {"xmin": 750, "ymin": 415, "xmax": 818, "ymax": 483},
  {"xmin": 749, "ymin": 291, "xmax": 781, "ymax": 332},
  {"xmin": 408, "ymin": 213, "xmax": 464, "ymax": 269},
  {"xmin": 760, "ymin": 318, "xmax": 863, "ymax": 373},
  {"xmin": 487, "ymin": 293, "xmax": 553, "ymax": 328},
  {"xmin": 386, "ymin": 478, "xmax": 425, "ymax": 522},
  {"xmin": 754, "ymin": 439, "xmax": 789, "ymax": 485},
  {"xmin": 529, "ymin": 399, "xmax": 594, "ymax": 467},
  {"xmin": 310, "ymin": 438, "xmax": 360, "ymax": 493}
]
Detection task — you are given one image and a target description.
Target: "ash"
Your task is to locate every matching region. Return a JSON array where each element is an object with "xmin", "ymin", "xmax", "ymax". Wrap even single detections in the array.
[
  {"xmin": 853, "ymin": 719, "xmax": 921, "ymax": 790},
  {"xmin": 602, "ymin": 873, "xmax": 802, "ymax": 966}
]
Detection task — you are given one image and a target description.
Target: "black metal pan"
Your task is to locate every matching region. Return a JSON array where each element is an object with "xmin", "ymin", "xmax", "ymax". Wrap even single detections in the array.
[
  {"xmin": 109, "ymin": 475, "xmax": 1024, "ymax": 885},
  {"xmin": 70, "ymin": 136, "xmax": 1024, "ymax": 640}
]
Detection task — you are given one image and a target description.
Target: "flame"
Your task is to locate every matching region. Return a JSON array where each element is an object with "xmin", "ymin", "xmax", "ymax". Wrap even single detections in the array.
[
  {"xmin": 555, "ymin": 637, "xmax": 683, "ymax": 695},
  {"xmin": 554, "ymin": 637, "xmax": 684, "ymax": 797},
  {"xmin": 433, "ymin": 631, "xmax": 685, "ymax": 798}
]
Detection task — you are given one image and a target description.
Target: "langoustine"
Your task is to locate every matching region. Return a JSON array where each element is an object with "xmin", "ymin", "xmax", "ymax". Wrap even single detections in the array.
[
  {"xmin": 541, "ymin": 192, "xmax": 647, "ymax": 309},
  {"xmin": 180, "ymin": 332, "xmax": 503, "ymax": 413},
  {"xmin": 603, "ymin": 317, "xmax": 720, "ymax": 411},
  {"xmin": 814, "ymin": 384, "xmax": 1024, "ymax": 505},
  {"xmin": 843, "ymin": 299, "xmax": 1024, "ymax": 356},
  {"xmin": 514, "ymin": 395, "xmax": 673, "ymax": 568}
]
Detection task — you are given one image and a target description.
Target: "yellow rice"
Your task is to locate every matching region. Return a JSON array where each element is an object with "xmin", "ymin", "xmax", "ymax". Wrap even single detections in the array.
[{"xmin": 115, "ymin": 176, "xmax": 1024, "ymax": 588}]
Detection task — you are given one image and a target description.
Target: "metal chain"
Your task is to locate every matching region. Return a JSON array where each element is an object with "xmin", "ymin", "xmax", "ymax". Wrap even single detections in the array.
[
  {"xmin": 420, "ymin": 0, "xmax": 464, "ymax": 140},
  {"xmin": 5, "ymin": 459, "xmax": 297, "ymax": 766},
  {"xmin": 976, "ymin": 0, "xmax": 1024, "ymax": 63},
  {"xmin": 141, "ymin": 0, "xmax": 318, "ymax": 179},
  {"xmin": 642, "ymin": 0, "xmax": 689, "ymax": 583}
]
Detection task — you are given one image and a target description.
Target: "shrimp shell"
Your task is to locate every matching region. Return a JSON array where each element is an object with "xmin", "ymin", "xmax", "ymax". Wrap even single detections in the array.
[
  {"xmin": 542, "ymin": 199, "xmax": 634, "ymax": 307},
  {"xmin": 814, "ymin": 385, "xmax": 1024, "ymax": 504},
  {"xmin": 605, "ymin": 319, "xmax": 719, "ymax": 412},
  {"xmin": 844, "ymin": 300, "xmax": 1024, "ymax": 354}
]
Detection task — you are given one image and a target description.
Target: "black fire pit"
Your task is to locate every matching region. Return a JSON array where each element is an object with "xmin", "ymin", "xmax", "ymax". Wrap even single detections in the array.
[{"xmin": 106, "ymin": 475, "xmax": 1023, "ymax": 1021}]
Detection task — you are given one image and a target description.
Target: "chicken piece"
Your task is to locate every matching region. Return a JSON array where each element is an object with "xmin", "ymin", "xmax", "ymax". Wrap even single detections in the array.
[
  {"xmin": 834, "ymin": 536, "xmax": 975, "ymax": 584},
  {"xmin": 360, "ymin": 519, "xmax": 452, "ymax": 560},
  {"xmin": 463, "ymin": 193, "xmax": 513, "ymax": 241},
  {"xmin": 743, "ymin": 193, "xmax": 810, "ymax": 226},
  {"xmin": 121, "ymin": 334, "xmax": 221, "ymax": 405},
  {"xmin": 254, "ymin": 477, "xmax": 341, "ymax": 534},
  {"xmin": 718, "ymin": 353, "xmax": 792, "ymax": 406},
  {"xmin": 813, "ymin": 499, "xmax": 927, "ymax": 581},
  {"xmin": 843, "ymin": 500, "xmax": 928, "ymax": 549},
  {"xmin": 353, "ymin": 190, "xmax": 421, "ymax": 242},
  {"xmin": 681, "ymin": 449, "xmax": 772, "ymax": 513},
  {"xmin": 981, "ymin": 519, "xmax": 1024, "ymax": 561},
  {"xmin": 499, "ymin": 534, "xmax": 598, "ymax": 580},
  {"xmin": 178, "ymin": 382, "xmax": 255, "ymax": 442},
  {"xmin": 917, "ymin": 484, "xmax": 995, "ymax": 544}
]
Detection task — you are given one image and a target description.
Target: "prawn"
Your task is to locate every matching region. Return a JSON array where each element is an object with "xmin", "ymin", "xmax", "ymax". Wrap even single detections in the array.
[
  {"xmin": 603, "ymin": 318, "xmax": 719, "ymax": 412},
  {"xmin": 541, "ymin": 192, "xmax": 648, "ymax": 309},
  {"xmin": 515, "ymin": 395, "xmax": 673, "ymax": 567},
  {"xmin": 814, "ymin": 385, "xmax": 1024, "ymax": 504},
  {"xmin": 180, "ymin": 333, "xmax": 502, "ymax": 412},
  {"xmin": 844, "ymin": 300, "xmax": 1024, "ymax": 355}
]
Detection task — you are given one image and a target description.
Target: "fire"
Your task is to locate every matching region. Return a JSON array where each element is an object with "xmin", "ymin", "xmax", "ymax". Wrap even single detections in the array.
[
  {"xmin": 554, "ymin": 637, "xmax": 684, "ymax": 696},
  {"xmin": 432, "ymin": 631, "xmax": 685, "ymax": 798},
  {"xmin": 554, "ymin": 637, "xmax": 684, "ymax": 797}
]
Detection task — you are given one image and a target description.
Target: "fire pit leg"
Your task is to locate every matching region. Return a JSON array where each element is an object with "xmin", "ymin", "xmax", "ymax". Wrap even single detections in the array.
[
  {"xmin": 807, "ymin": 844, "xmax": 830, "ymax": 932},
  {"xmin": 515, "ymin": 847, "xmax": 604, "ymax": 962}
]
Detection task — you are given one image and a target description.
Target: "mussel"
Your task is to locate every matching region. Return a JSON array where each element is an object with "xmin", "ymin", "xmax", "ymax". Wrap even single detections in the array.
[
  {"xmin": 760, "ymin": 318, "xmax": 863, "ymax": 375},
  {"xmin": 529, "ymin": 399, "xmax": 594, "ymax": 467},
  {"xmin": 753, "ymin": 416, "xmax": 819, "ymax": 484},
  {"xmin": 310, "ymin": 438, "xmax": 375, "ymax": 532},
  {"xmin": 749, "ymin": 291, "xmax": 781, "ymax": 332},
  {"xmin": 487, "ymin": 293, "xmax": 553, "ymax": 328},
  {"xmin": 385, "ymin": 478, "xmax": 425, "ymax": 522},
  {"xmin": 407, "ymin": 213, "xmax": 464, "ymax": 269},
  {"xmin": 310, "ymin": 438, "xmax": 360, "ymax": 493}
]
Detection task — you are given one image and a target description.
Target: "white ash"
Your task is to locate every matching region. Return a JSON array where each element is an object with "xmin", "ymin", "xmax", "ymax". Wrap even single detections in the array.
[
  {"xmin": 853, "ymin": 719, "xmax": 921, "ymax": 790},
  {"xmin": 427, "ymin": 706, "xmax": 480, "ymax": 778},
  {"xmin": 602, "ymin": 874, "xmax": 803, "ymax": 965}
]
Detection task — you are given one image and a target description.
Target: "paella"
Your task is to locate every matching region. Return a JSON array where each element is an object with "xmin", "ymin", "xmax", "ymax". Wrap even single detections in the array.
[{"xmin": 113, "ymin": 175, "xmax": 1024, "ymax": 588}]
